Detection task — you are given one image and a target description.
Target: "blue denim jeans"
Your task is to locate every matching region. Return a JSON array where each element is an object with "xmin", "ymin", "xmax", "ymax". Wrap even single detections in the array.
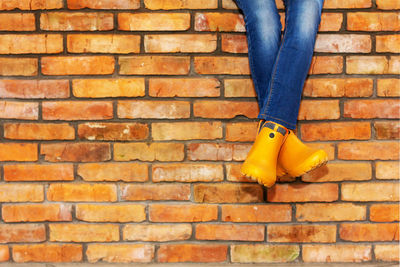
[{"xmin": 235, "ymin": 0, "xmax": 324, "ymax": 130}]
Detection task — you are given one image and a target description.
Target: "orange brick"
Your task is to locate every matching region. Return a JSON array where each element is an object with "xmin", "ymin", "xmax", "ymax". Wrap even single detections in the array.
[
  {"xmin": 267, "ymin": 183, "xmax": 338, "ymax": 202},
  {"xmin": 346, "ymin": 56, "xmax": 393, "ymax": 74},
  {"xmin": 68, "ymin": 0, "xmax": 140, "ymax": 9},
  {"xmin": 306, "ymin": 142, "xmax": 336, "ymax": 161},
  {"xmin": 152, "ymin": 163, "xmax": 223, "ymax": 182},
  {"xmin": 324, "ymin": 0, "xmax": 371, "ymax": 8},
  {"xmin": 377, "ymin": 79, "xmax": 400, "ymax": 97},
  {"xmin": 194, "ymin": 184, "xmax": 264, "ymax": 203},
  {"xmin": 195, "ymin": 12, "xmax": 244, "ymax": 32},
  {"xmin": 320, "ymin": 13, "xmax": 343, "ymax": 31},
  {"xmin": 0, "ymin": 80, "xmax": 69, "ymax": 99},
  {"xmin": 149, "ymin": 78, "xmax": 220, "ymax": 97},
  {"xmin": 389, "ymin": 56, "xmax": 400, "ymax": 74},
  {"xmin": 118, "ymin": 100, "xmax": 190, "ymax": 119},
  {"xmin": 150, "ymin": 204, "xmax": 218, "ymax": 222},
  {"xmin": 296, "ymin": 203, "xmax": 366, "ymax": 222},
  {"xmin": 376, "ymin": 35, "xmax": 400, "ymax": 53},
  {"xmin": 231, "ymin": 244, "xmax": 299, "ymax": 263},
  {"xmin": 3, "ymin": 164, "xmax": 73, "ymax": 181},
  {"xmin": 340, "ymin": 223, "xmax": 399, "ymax": 241},
  {"xmin": 41, "ymin": 143, "xmax": 111, "ymax": 162},
  {"xmin": 0, "ymin": 224, "xmax": 45, "ymax": 243},
  {"xmin": 194, "ymin": 100, "xmax": 258, "ymax": 119},
  {"xmin": 222, "ymin": 204, "xmax": 291, "ymax": 223},
  {"xmin": 0, "ymin": 245, "xmax": 8, "ymax": 262},
  {"xmin": 370, "ymin": 204, "xmax": 399, "ymax": 222},
  {"xmin": 0, "ymin": 184, "xmax": 43, "ymax": 202},
  {"xmin": 47, "ymin": 183, "xmax": 117, "ymax": 202},
  {"xmin": 298, "ymin": 100, "xmax": 340, "ymax": 120},
  {"xmin": 301, "ymin": 122, "xmax": 371, "ymax": 141},
  {"xmin": 302, "ymin": 244, "xmax": 371, "ymax": 263},
  {"xmin": 0, "ymin": 143, "xmax": 37, "ymax": 161},
  {"xmin": 0, "ymin": 34, "xmax": 62, "ymax": 54},
  {"xmin": 86, "ymin": 244, "xmax": 153, "ymax": 263},
  {"xmin": 152, "ymin": 121, "xmax": 222, "ymax": 140},
  {"xmin": 268, "ymin": 225, "xmax": 336, "ymax": 243},
  {"xmin": 338, "ymin": 141, "xmax": 399, "ymax": 160},
  {"xmin": 376, "ymin": 161, "xmax": 399, "ymax": 180},
  {"xmin": 40, "ymin": 12, "xmax": 113, "ymax": 31},
  {"xmin": 376, "ymin": 0, "xmax": 400, "ymax": 9},
  {"xmin": 145, "ymin": 34, "xmax": 217, "ymax": 53},
  {"xmin": 194, "ymin": 56, "xmax": 250, "ymax": 74},
  {"xmin": 76, "ymin": 204, "xmax": 145, "ymax": 222},
  {"xmin": 224, "ymin": 79, "xmax": 256, "ymax": 97},
  {"xmin": 315, "ymin": 34, "xmax": 371, "ymax": 53},
  {"xmin": 222, "ymin": 0, "xmax": 238, "ymax": 9},
  {"xmin": 49, "ymin": 224, "xmax": 119, "ymax": 242},
  {"xmin": 158, "ymin": 244, "xmax": 227, "ymax": 263},
  {"xmin": 341, "ymin": 182, "xmax": 399, "ymax": 201},
  {"xmin": 78, "ymin": 122, "xmax": 148, "ymax": 141},
  {"xmin": 0, "ymin": 0, "xmax": 63, "ymax": 10},
  {"xmin": 13, "ymin": 244, "xmax": 82, "ymax": 263},
  {"xmin": 119, "ymin": 56, "xmax": 190, "ymax": 75},
  {"xmin": 121, "ymin": 184, "xmax": 190, "ymax": 201},
  {"xmin": 196, "ymin": 224, "xmax": 264, "ymax": 241},
  {"xmin": 0, "ymin": 58, "xmax": 37, "ymax": 76},
  {"xmin": 0, "ymin": 13, "xmax": 35, "ymax": 31},
  {"xmin": 78, "ymin": 162, "xmax": 148, "ymax": 182},
  {"xmin": 68, "ymin": 34, "xmax": 140, "ymax": 53},
  {"xmin": 221, "ymin": 34, "xmax": 248, "ymax": 53},
  {"xmin": 4, "ymin": 123, "xmax": 74, "ymax": 140},
  {"xmin": 225, "ymin": 122, "xmax": 258, "ymax": 142},
  {"xmin": 375, "ymin": 121, "xmax": 400, "ymax": 139},
  {"xmin": 225, "ymin": 163, "xmax": 262, "ymax": 183},
  {"xmin": 347, "ymin": 12, "xmax": 400, "ymax": 31},
  {"xmin": 41, "ymin": 56, "xmax": 115, "ymax": 75},
  {"xmin": 374, "ymin": 245, "xmax": 400, "ymax": 261},
  {"xmin": 145, "ymin": 0, "xmax": 218, "ymax": 9},
  {"xmin": 302, "ymin": 162, "xmax": 371, "ymax": 182},
  {"xmin": 42, "ymin": 101, "xmax": 113, "ymax": 120},
  {"xmin": 303, "ymin": 78, "xmax": 373, "ymax": 97},
  {"xmin": 2, "ymin": 204, "xmax": 72, "ymax": 222},
  {"xmin": 0, "ymin": 101, "xmax": 38, "ymax": 120},
  {"xmin": 114, "ymin": 143, "xmax": 184, "ymax": 162},
  {"xmin": 123, "ymin": 224, "xmax": 192, "ymax": 241},
  {"xmin": 309, "ymin": 56, "xmax": 343, "ymax": 74},
  {"xmin": 118, "ymin": 13, "xmax": 190, "ymax": 31},
  {"xmin": 73, "ymin": 78, "xmax": 144, "ymax": 98}
]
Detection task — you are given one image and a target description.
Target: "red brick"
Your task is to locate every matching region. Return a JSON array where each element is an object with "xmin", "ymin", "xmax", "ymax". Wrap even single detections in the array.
[
  {"xmin": 118, "ymin": 13, "xmax": 190, "ymax": 31},
  {"xmin": 73, "ymin": 78, "xmax": 144, "ymax": 98},
  {"xmin": 158, "ymin": 244, "xmax": 227, "ymax": 263},
  {"xmin": 152, "ymin": 163, "xmax": 223, "ymax": 182},
  {"xmin": 4, "ymin": 123, "xmax": 74, "ymax": 140},
  {"xmin": 41, "ymin": 143, "xmax": 111, "ymax": 162},
  {"xmin": 374, "ymin": 245, "xmax": 400, "ymax": 262},
  {"xmin": 119, "ymin": 56, "xmax": 190, "ymax": 75},
  {"xmin": 194, "ymin": 184, "xmax": 264, "ymax": 203},
  {"xmin": 42, "ymin": 101, "xmax": 113, "ymax": 120},
  {"xmin": 0, "ymin": 246, "xmax": 8, "ymax": 262},
  {"xmin": 193, "ymin": 100, "xmax": 258, "ymax": 119},
  {"xmin": 0, "ymin": 80, "xmax": 69, "ymax": 99},
  {"xmin": 0, "ymin": 101, "xmax": 38, "ymax": 120},
  {"xmin": 296, "ymin": 203, "xmax": 366, "ymax": 222},
  {"xmin": 0, "ymin": 184, "xmax": 43, "ymax": 202},
  {"xmin": 68, "ymin": 0, "xmax": 140, "ymax": 9},
  {"xmin": 195, "ymin": 12, "xmax": 244, "ymax": 32},
  {"xmin": 324, "ymin": 0, "xmax": 371, "ymax": 8},
  {"xmin": 86, "ymin": 244, "xmax": 153, "ymax": 263},
  {"xmin": 40, "ymin": 12, "xmax": 113, "ymax": 31},
  {"xmin": 338, "ymin": 141, "xmax": 399, "ymax": 160},
  {"xmin": 221, "ymin": 34, "xmax": 248, "ymax": 53},
  {"xmin": 315, "ymin": 34, "xmax": 371, "ymax": 53},
  {"xmin": 145, "ymin": 0, "xmax": 218, "ymax": 9},
  {"xmin": 347, "ymin": 100, "xmax": 400, "ymax": 119},
  {"xmin": 114, "ymin": 143, "xmax": 184, "ymax": 162},
  {"xmin": 301, "ymin": 122, "xmax": 371, "ymax": 141},
  {"xmin": 149, "ymin": 78, "xmax": 220, "ymax": 97},
  {"xmin": 224, "ymin": 79, "xmax": 256, "ymax": 97},
  {"xmin": 47, "ymin": 183, "xmax": 117, "ymax": 202},
  {"xmin": 150, "ymin": 204, "xmax": 218, "ymax": 222},
  {"xmin": 376, "ymin": 161, "xmax": 399, "ymax": 180},
  {"xmin": 0, "ymin": 34, "xmax": 62, "ymax": 54},
  {"xmin": 2, "ymin": 204, "xmax": 72, "ymax": 222},
  {"xmin": 0, "ymin": 0, "xmax": 63, "ymax": 10},
  {"xmin": 77, "ymin": 162, "xmax": 147, "ymax": 182},
  {"xmin": 377, "ymin": 79, "xmax": 400, "ymax": 97},
  {"xmin": 42, "ymin": 56, "xmax": 115, "ymax": 75},
  {"xmin": 49, "ymin": 224, "xmax": 119, "ymax": 242},
  {"xmin": 303, "ymin": 78, "xmax": 373, "ymax": 97},
  {"xmin": 346, "ymin": 55, "xmax": 393, "ymax": 74},
  {"xmin": 76, "ymin": 204, "xmax": 145, "ymax": 222},
  {"xmin": 309, "ymin": 56, "xmax": 343, "ymax": 74},
  {"xmin": 302, "ymin": 244, "xmax": 371, "ymax": 263},
  {"xmin": 0, "ymin": 13, "xmax": 35, "ymax": 31},
  {"xmin": 152, "ymin": 121, "xmax": 222, "ymax": 140},
  {"xmin": 0, "ymin": 58, "xmax": 37, "ymax": 76},
  {"xmin": 302, "ymin": 162, "xmax": 371, "ymax": 182},
  {"xmin": 222, "ymin": 204, "xmax": 292, "ymax": 222},
  {"xmin": 118, "ymin": 100, "xmax": 190, "ymax": 119},
  {"xmin": 268, "ymin": 225, "xmax": 336, "ymax": 243},
  {"xmin": 121, "ymin": 184, "xmax": 190, "ymax": 201},
  {"xmin": 370, "ymin": 204, "xmax": 399, "ymax": 222},
  {"xmin": 68, "ymin": 34, "xmax": 140, "ymax": 53},
  {"xmin": 78, "ymin": 122, "xmax": 148, "ymax": 141},
  {"xmin": 196, "ymin": 224, "xmax": 264, "ymax": 241},
  {"xmin": 0, "ymin": 224, "xmax": 45, "ymax": 243},
  {"xmin": 347, "ymin": 12, "xmax": 400, "ymax": 31},
  {"xmin": 340, "ymin": 223, "xmax": 399, "ymax": 241},
  {"xmin": 376, "ymin": 35, "xmax": 400, "ymax": 53},
  {"xmin": 375, "ymin": 121, "xmax": 400, "ymax": 139},
  {"xmin": 145, "ymin": 34, "xmax": 217, "ymax": 53},
  {"xmin": 376, "ymin": 0, "xmax": 400, "ymax": 9},
  {"xmin": 123, "ymin": 224, "xmax": 191, "ymax": 242},
  {"xmin": 267, "ymin": 183, "xmax": 338, "ymax": 202},
  {"xmin": 231, "ymin": 244, "xmax": 299, "ymax": 263},
  {"xmin": 0, "ymin": 143, "xmax": 37, "ymax": 161},
  {"xmin": 4, "ymin": 164, "xmax": 73, "ymax": 181},
  {"xmin": 13, "ymin": 244, "xmax": 82, "ymax": 263},
  {"xmin": 341, "ymin": 182, "xmax": 399, "ymax": 201},
  {"xmin": 194, "ymin": 56, "xmax": 249, "ymax": 74},
  {"xmin": 298, "ymin": 100, "xmax": 340, "ymax": 120}
]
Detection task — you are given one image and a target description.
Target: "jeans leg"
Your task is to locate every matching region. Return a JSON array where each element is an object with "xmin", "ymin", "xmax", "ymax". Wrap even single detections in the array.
[
  {"xmin": 259, "ymin": 0, "xmax": 324, "ymax": 129},
  {"xmin": 234, "ymin": 0, "xmax": 282, "ymax": 109}
]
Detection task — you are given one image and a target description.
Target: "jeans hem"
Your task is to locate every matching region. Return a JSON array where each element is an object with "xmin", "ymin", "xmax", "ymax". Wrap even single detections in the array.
[{"xmin": 257, "ymin": 114, "xmax": 296, "ymax": 130}]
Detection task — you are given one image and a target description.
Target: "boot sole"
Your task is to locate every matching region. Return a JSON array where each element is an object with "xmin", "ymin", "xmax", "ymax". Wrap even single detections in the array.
[
  {"xmin": 240, "ymin": 163, "xmax": 276, "ymax": 188},
  {"xmin": 286, "ymin": 150, "xmax": 328, "ymax": 177}
]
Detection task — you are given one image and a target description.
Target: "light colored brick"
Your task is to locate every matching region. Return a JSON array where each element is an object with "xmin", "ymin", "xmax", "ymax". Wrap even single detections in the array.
[
  {"xmin": 347, "ymin": 12, "xmax": 400, "ymax": 31},
  {"xmin": 308, "ymin": 56, "xmax": 343, "ymax": 74},
  {"xmin": 0, "ymin": 79, "xmax": 69, "ymax": 99},
  {"xmin": 158, "ymin": 244, "xmax": 227, "ymax": 263},
  {"xmin": 303, "ymin": 78, "xmax": 373, "ymax": 97},
  {"xmin": 0, "ymin": 101, "xmax": 38, "ymax": 120},
  {"xmin": 376, "ymin": 0, "xmax": 400, "ymax": 9},
  {"xmin": 225, "ymin": 122, "xmax": 258, "ymax": 142},
  {"xmin": 187, "ymin": 143, "xmax": 250, "ymax": 161},
  {"xmin": 0, "ymin": 224, "xmax": 45, "ymax": 243},
  {"xmin": 296, "ymin": 203, "xmax": 366, "ymax": 222},
  {"xmin": 221, "ymin": 34, "xmax": 248, "ymax": 53},
  {"xmin": 2, "ymin": 204, "xmax": 71, "ymax": 222},
  {"xmin": 77, "ymin": 162, "xmax": 148, "ymax": 182},
  {"xmin": 118, "ymin": 13, "xmax": 190, "ymax": 31},
  {"xmin": 4, "ymin": 123, "xmax": 74, "ymax": 140},
  {"xmin": 194, "ymin": 184, "xmax": 264, "ymax": 203},
  {"xmin": 3, "ymin": 164, "xmax": 74, "ymax": 181},
  {"xmin": 150, "ymin": 204, "xmax": 218, "ymax": 222},
  {"xmin": 196, "ymin": 224, "xmax": 264, "ymax": 241},
  {"xmin": 86, "ymin": 244, "xmax": 154, "ymax": 263},
  {"xmin": 377, "ymin": 79, "xmax": 400, "ymax": 97},
  {"xmin": 76, "ymin": 204, "xmax": 145, "ymax": 222},
  {"xmin": 267, "ymin": 183, "xmax": 338, "ymax": 202},
  {"xmin": 152, "ymin": 121, "xmax": 222, "ymax": 140},
  {"xmin": 68, "ymin": 0, "xmax": 140, "ymax": 9},
  {"xmin": 47, "ymin": 183, "xmax": 117, "ymax": 202},
  {"xmin": 194, "ymin": 56, "xmax": 249, "ymax": 74},
  {"xmin": 0, "ymin": 58, "xmax": 37, "ymax": 76},
  {"xmin": 144, "ymin": 0, "xmax": 218, "ymax": 9},
  {"xmin": 323, "ymin": 0, "xmax": 371, "ymax": 8},
  {"xmin": 114, "ymin": 143, "xmax": 184, "ymax": 162},
  {"xmin": 222, "ymin": 204, "xmax": 292, "ymax": 222},
  {"xmin": 119, "ymin": 56, "xmax": 190, "ymax": 75},
  {"xmin": 0, "ymin": 0, "xmax": 63, "ymax": 10},
  {"xmin": 302, "ymin": 244, "xmax": 371, "ymax": 262},
  {"xmin": 40, "ymin": 12, "xmax": 113, "ymax": 31},
  {"xmin": 41, "ymin": 56, "xmax": 115, "ymax": 75},
  {"xmin": 0, "ymin": 184, "xmax": 43, "ymax": 202},
  {"xmin": 376, "ymin": 35, "xmax": 400, "ymax": 53},
  {"xmin": 268, "ymin": 225, "xmax": 336, "ymax": 243},
  {"xmin": 149, "ymin": 78, "xmax": 220, "ymax": 97},
  {"xmin": 121, "ymin": 184, "xmax": 190, "ymax": 201},
  {"xmin": 68, "ymin": 34, "xmax": 140, "ymax": 53},
  {"xmin": 346, "ymin": 56, "xmax": 394, "ymax": 74},
  {"xmin": 298, "ymin": 100, "xmax": 340, "ymax": 120},
  {"xmin": 376, "ymin": 161, "xmax": 400, "ymax": 180},
  {"xmin": 224, "ymin": 79, "xmax": 256, "ymax": 98},
  {"xmin": 12, "ymin": 244, "xmax": 82, "ymax": 263},
  {"xmin": 315, "ymin": 34, "xmax": 371, "ymax": 53},
  {"xmin": 118, "ymin": 100, "xmax": 190, "ymax": 119},
  {"xmin": 0, "ymin": 13, "xmax": 35, "ymax": 31},
  {"xmin": 0, "ymin": 34, "xmax": 62, "ymax": 54},
  {"xmin": 302, "ymin": 162, "xmax": 371, "ymax": 182},
  {"xmin": 145, "ymin": 34, "xmax": 217, "ymax": 53},
  {"xmin": 152, "ymin": 163, "xmax": 223, "ymax": 182},
  {"xmin": 341, "ymin": 182, "xmax": 399, "ymax": 201},
  {"xmin": 374, "ymin": 245, "xmax": 400, "ymax": 261},
  {"xmin": 320, "ymin": 13, "xmax": 343, "ymax": 31},
  {"xmin": 194, "ymin": 100, "xmax": 258, "ymax": 119},
  {"xmin": 231, "ymin": 245, "xmax": 299, "ymax": 263},
  {"xmin": 49, "ymin": 224, "xmax": 119, "ymax": 242},
  {"xmin": 338, "ymin": 141, "xmax": 399, "ymax": 160},
  {"xmin": 73, "ymin": 79, "xmax": 144, "ymax": 98},
  {"xmin": 123, "ymin": 224, "xmax": 191, "ymax": 241}
]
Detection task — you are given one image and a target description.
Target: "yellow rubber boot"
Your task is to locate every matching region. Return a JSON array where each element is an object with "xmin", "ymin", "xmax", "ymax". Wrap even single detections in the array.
[
  {"xmin": 277, "ymin": 130, "xmax": 328, "ymax": 177},
  {"xmin": 241, "ymin": 121, "xmax": 288, "ymax": 187}
]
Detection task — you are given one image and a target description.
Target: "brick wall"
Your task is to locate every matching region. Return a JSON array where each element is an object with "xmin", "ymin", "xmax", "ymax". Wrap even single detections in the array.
[{"xmin": 0, "ymin": 0, "xmax": 398, "ymax": 264}]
